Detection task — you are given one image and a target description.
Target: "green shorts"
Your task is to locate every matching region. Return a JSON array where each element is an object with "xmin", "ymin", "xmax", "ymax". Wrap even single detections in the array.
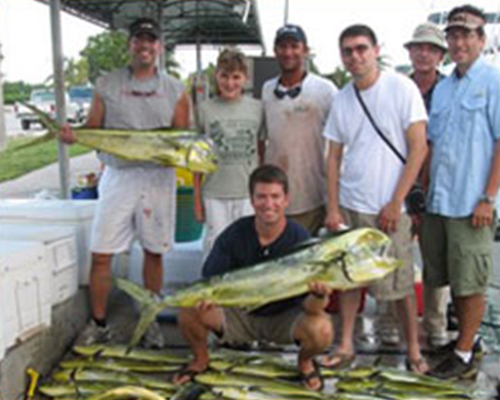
[
  {"xmin": 420, "ymin": 214, "xmax": 494, "ymax": 297},
  {"xmin": 341, "ymin": 207, "xmax": 414, "ymax": 301},
  {"xmin": 219, "ymin": 306, "xmax": 303, "ymax": 346}
]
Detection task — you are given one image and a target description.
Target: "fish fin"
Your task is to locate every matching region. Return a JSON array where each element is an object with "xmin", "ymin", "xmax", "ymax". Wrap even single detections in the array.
[
  {"xmin": 114, "ymin": 278, "xmax": 156, "ymax": 309},
  {"xmin": 282, "ymin": 237, "xmax": 322, "ymax": 256}
]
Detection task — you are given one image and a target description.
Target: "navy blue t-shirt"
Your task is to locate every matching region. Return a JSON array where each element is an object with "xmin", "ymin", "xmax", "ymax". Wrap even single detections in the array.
[{"xmin": 202, "ymin": 216, "xmax": 310, "ymax": 316}]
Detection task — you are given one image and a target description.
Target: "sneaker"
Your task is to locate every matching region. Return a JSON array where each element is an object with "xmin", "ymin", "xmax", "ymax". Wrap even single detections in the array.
[
  {"xmin": 427, "ymin": 351, "xmax": 477, "ymax": 380},
  {"xmin": 141, "ymin": 321, "xmax": 165, "ymax": 349},
  {"xmin": 432, "ymin": 338, "xmax": 483, "ymax": 361},
  {"xmin": 78, "ymin": 320, "xmax": 112, "ymax": 346}
]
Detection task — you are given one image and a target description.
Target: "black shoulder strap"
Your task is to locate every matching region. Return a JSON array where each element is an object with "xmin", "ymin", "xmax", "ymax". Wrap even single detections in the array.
[{"xmin": 353, "ymin": 85, "xmax": 406, "ymax": 165}]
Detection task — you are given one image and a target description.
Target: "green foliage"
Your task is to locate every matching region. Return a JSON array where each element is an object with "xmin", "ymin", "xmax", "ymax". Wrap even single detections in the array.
[
  {"xmin": 164, "ymin": 50, "xmax": 181, "ymax": 77},
  {"xmin": 0, "ymin": 137, "xmax": 92, "ymax": 183},
  {"xmin": 324, "ymin": 66, "xmax": 352, "ymax": 89},
  {"xmin": 80, "ymin": 31, "xmax": 131, "ymax": 83},
  {"xmin": 3, "ymin": 81, "xmax": 45, "ymax": 104},
  {"xmin": 44, "ymin": 57, "xmax": 90, "ymax": 88}
]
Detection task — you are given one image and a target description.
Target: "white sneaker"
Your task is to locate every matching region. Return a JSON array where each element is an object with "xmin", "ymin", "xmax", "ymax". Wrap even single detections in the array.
[
  {"xmin": 79, "ymin": 320, "xmax": 112, "ymax": 346},
  {"xmin": 141, "ymin": 321, "xmax": 165, "ymax": 349}
]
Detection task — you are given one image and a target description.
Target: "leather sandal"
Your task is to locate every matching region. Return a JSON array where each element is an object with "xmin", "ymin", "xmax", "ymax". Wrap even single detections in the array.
[
  {"xmin": 299, "ymin": 359, "xmax": 324, "ymax": 391},
  {"xmin": 320, "ymin": 352, "xmax": 355, "ymax": 369}
]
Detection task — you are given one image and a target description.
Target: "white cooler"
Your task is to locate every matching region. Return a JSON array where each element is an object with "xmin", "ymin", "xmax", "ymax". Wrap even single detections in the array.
[
  {"xmin": 128, "ymin": 239, "xmax": 204, "ymax": 319},
  {"xmin": 128, "ymin": 239, "xmax": 204, "ymax": 290},
  {"xmin": 0, "ymin": 240, "xmax": 51, "ymax": 349},
  {"xmin": 0, "ymin": 200, "xmax": 96, "ymax": 285},
  {"xmin": 0, "ymin": 225, "xmax": 78, "ymax": 305}
]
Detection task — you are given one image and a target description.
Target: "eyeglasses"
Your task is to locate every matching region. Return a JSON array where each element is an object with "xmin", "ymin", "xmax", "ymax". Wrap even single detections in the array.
[
  {"xmin": 341, "ymin": 44, "xmax": 370, "ymax": 57},
  {"xmin": 274, "ymin": 85, "xmax": 302, "ymax": 99}
]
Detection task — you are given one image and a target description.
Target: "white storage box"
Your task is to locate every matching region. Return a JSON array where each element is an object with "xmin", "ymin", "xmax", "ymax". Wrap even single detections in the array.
[
  {"xmin": 0, "ymin": 240, "xmax": 51, "ymax": 349},
  {"xmin": 0, "ymin": 224, "xmax": 78, "ymax": 305},
  {"xmin": 0, "ymin": 276, "xmax": 5, "ymax": 361},
  {"xmin": 128, "ymin": 239, "xmax": 204, "ymax": 290},
  {"xmin": 128, "ymin": 239, "xmax": 204, "ymax": 320},
  {"xmin": 0, "ymin": 200, "xmax": 96, "ymax": 285}
]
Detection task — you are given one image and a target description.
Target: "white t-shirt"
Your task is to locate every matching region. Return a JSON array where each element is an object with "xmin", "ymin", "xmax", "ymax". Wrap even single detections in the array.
[
  {"xmin": 263, "ymin": 73, "xmax": 338, "ymax": 214},
  {"xmin": 323, "ymin": 71, "xmax": 427, "ymax": 214}
]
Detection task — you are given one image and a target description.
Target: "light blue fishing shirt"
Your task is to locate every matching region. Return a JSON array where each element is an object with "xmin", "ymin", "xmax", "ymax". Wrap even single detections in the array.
[{"xmin": 427, "ymin": 57, "xmax": 500, "ymax": 218}]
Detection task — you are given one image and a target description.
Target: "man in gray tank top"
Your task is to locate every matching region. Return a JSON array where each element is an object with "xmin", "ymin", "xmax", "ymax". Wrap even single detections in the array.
[{"xmin": 60, "ymin": 18, "xmax": 190, "ymax": 348}]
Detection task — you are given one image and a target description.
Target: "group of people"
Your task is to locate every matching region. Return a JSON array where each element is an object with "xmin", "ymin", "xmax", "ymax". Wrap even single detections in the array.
[{"xmin": 60, "ymin": 3, "xmax": 500, "ymax": 391}]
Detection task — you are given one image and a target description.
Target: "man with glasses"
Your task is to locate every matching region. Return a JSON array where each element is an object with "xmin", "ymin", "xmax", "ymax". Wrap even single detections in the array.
[
  {"xmin": 262, "ymin": 24, "xmax": 337, "ymax": 235},
  {"xmin": 421, "ymin": 5, "xmax": 500, "ymax": 379},
  {"xmin": 322, "ymin": 24, "xmax": 428, "ymax": 372},
  {"xmin": 60, "ymin": 18, "xmax": 190, "ymax": 348}
]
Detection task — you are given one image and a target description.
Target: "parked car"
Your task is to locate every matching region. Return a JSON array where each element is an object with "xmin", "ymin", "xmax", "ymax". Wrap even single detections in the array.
[
  {"xmin": 68, "ymin": 85, "xmax": 93, "ymax": 123},
  {"xmin": 16, "ymin": 89, "xmax": 81, "ymax": 130}
]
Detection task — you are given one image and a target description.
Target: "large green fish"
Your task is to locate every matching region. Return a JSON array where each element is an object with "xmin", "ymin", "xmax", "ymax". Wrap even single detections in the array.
[
  {"xmin": 117, "ymin": 228, "xmax": 402, "ymax": 347},
  {"xmin": 73, "ymin": 344, "xmax": 187, "ymax": 364},
  {"xmin": 211, "ymin": 386, "xmax": 319, "ymax": 400},
  {"xmin": 60, "ymin": 357, "xmax": 180, "ymax": 373},
  {"xmin": 194, "ymin": 371, "xmax": 322, "ymax": 398},
  {"xmin": 52, "ymin": 368, "xmax": 176, "ymax": 391},
  {"xmin": 86, "ymin": 386, "xmax": 167, "ymax": 400},
  {"xmin": 17, "ymin": 103, "xmax": 217, "ymax": 174}
]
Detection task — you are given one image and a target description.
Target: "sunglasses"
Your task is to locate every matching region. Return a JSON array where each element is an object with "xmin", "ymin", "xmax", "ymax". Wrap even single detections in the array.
[
  {"xmin": 274, "ymin": 85, "xmax": 302, "ymax": 99},
  {"xmin": 341, "ymin": 44, "xmax": 370, "ymax": 57},
  {"xmin": 129, "ymin": 90, "xmax": 158, "ymax": 97}
]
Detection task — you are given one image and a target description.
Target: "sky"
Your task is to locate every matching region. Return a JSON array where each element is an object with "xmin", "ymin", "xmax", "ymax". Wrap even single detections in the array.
[{"xmin": 1, "ymin": 0, "xmax": 499, "ymax": 84}]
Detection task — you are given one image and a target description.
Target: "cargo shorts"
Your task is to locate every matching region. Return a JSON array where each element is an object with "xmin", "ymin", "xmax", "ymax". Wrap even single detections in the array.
[
  {"xmin": 420, "ymin": 214, "xmax": 494, "ymax": 297},
  {"xmin": 340, "ymin": 207, "xmax": 415, "ymax": 301},
  {"xmin": 219, "ymin": 306, "xmax": 303, "ymax": 346}
]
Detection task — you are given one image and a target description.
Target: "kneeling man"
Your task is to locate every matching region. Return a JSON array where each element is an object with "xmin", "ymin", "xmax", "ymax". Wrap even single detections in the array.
[{"xmin": 174, "ymin": 165, "xmax": 333, "ymax": 391}]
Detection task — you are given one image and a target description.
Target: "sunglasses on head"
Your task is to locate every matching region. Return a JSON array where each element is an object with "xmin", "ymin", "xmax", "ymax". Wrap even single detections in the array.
[
  {"xmin": 341, "ymin": 44, "xmax": 370, "ymax": 57},
  {"xmin": 130, "ymin": 90, "xmax": 157, "ymax": 97}
]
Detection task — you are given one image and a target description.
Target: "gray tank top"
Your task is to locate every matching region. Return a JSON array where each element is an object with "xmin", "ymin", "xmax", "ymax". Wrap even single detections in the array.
[{"xmin": 96, "ymin": 67, "xmax": 185, "ymax": 168}]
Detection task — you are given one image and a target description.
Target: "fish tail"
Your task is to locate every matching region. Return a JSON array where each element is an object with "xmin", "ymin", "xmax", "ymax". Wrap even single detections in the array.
[
  {"xmin": 13, "ymin": 103, "xmax": 59, "ymax": 150},
  {"xmin": 129, "ymin": 302, "xmax": 164, "ymax": 348}
]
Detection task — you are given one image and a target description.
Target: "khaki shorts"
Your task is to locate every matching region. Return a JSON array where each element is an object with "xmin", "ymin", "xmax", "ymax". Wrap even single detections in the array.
[
  {"xmin": 220, "ymin": 306, "xmax": 303, "ymax": 346},
  {"xmin": 341, "ymin": 207, "xmax": 414, "ymax": 301},
  {"xmin": 420, "ymin": 214, "xmax": 494, "ymax": 297},
  {"xmin": 289, "ymin": 206, "xmax": 326, "ymax": 236}
]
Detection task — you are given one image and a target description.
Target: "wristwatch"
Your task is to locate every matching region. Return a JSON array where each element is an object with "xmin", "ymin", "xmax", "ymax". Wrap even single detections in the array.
[{"xmin": 479, "ymin": 194, "xmax": 496, "ymax": 205}]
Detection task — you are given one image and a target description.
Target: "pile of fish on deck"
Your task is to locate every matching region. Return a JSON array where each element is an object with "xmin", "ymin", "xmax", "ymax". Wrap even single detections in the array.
[
  {"xmin": 39, "ymin": 345, "xmax": 483, "ymax": 400},
  {"xmin": 37, "ymin": 228, "xmax": 487, "ymax": 399}
]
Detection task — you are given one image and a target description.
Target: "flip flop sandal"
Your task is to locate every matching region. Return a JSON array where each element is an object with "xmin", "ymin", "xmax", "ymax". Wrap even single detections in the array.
[
  {"xmin": 320, "ymin": 352, "xmax": 355, "ymax": 369},
  {"xmin": 174, "ymin": 365, "xmax": 207, "ymax": 385},
  {"xmin": 300, "ymin": 359, "xmax": 324, "ymax": 392},
  {"xmin": 405, "ymin": 357, "xmax": 429, "ymax": 374}
]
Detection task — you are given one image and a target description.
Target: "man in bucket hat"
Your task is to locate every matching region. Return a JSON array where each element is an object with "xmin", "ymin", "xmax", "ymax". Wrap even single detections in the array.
[
  {"xmin": 405, "ymin": 22, "xmax": 447, "ymax": 111},
  {"xmin": 404, "ymin": 22, "xmax": 450, "ymax": 350}
]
